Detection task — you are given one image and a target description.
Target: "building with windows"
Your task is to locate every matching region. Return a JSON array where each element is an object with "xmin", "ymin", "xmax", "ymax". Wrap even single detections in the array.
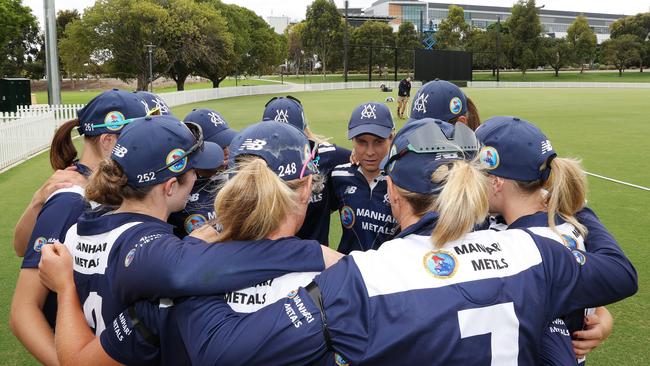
[
  {"xmin": 267, "ymin": 16, "xmax": 291, "ymax": 34},
  {"xmin": 337, "ymin": 7, "xmax": 395, "ymax": 27},
  {"xmin": 364, "ymin": 0, "xmax": 625, "ymax": 43}
]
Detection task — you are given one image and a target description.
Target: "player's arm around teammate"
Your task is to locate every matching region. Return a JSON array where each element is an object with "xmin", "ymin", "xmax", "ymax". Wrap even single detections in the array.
[
  {"xmin": 170, "ymin": 120, "xmax": 636, "ymax": 365},
  {"xmin": 37, "ymin": 121, "xmax": 343, "ymax": 365},
  {"xmin": 476, "ymin": 116, "xmax": 619, "ymax": 365},
  {"xmin": 10, "ymin": 90, "xmax": 149, "ymax": 366}
]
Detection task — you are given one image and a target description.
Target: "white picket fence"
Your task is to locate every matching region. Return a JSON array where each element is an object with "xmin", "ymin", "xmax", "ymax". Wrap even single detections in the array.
[
  {"xmin": 1, "ymin": 104, "xmax": 84, "ymax": 129},
  {"xmin": 0, "ymin": 112, "xmax": 56, "ymax": 171}
]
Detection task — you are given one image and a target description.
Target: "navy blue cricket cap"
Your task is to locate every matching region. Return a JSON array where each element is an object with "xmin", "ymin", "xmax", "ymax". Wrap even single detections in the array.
[
  {"xmin": 348, "ymin": 102, "xmax": 395, "ymax": 139},
  {"xmin": 387, "ymin": 118, "xmax": 480, "ymax": 195},
  {"xmin": 183, "ymin": 108, "xmax": 238, "ymax": 149},
  {"xmin": 229, "ymin": 121, "xmax": 314, "ymax": 181},
  {"xmin": 408, "ymin": 79, "xmax": 467, "ymax": 124},
  {"xmin": 134, "ymin": 91, "xmax": 172, "ymax": 116},
  {"xmin": 77, "ymin": 89, "xmax": 149, "ymax": 136},
  {"xmin": 262, "ymin": 96, "xmax": 306, "ymax": 131},
  {"xmin": 475, "ymin": 116, "xmax": 557, "ymax": 182},
  {"xmin": 111, "ymin": 115, "xmax": 224, "ymax": 187}
]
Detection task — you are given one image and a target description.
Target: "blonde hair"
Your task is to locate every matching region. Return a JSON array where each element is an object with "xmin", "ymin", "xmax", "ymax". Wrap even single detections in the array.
[
  {"xmin": 393, "ymin": 164, "xmax": 450, "ymax": 218},
  {"xmin": 214, "ymin": 156, "xmax": 311, "ymax": 242},
  {"xmin": 430, "ymin": 160, "xmax": 489, "ymax": 247},
  {"xmin": 543, "ymin": 157, "xmax": 588, "ymax": 237},
  {"xmin": 304, "ymin": 126, "xmax": 329, "ymax": 146}
]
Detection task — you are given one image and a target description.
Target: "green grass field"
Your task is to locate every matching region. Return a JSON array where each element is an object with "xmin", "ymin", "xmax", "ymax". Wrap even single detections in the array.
[
  {"xmin": 32, "ymin": 77, "xmax": 277, "ymax": 105},
  {"xmin": 1, "ymin": 87, "xmax": 648, "ymax": 364}
]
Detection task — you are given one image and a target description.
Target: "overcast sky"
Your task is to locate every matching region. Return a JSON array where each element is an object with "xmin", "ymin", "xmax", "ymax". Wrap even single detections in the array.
[{"xmin": 24, "ymin": 0, "xmax": 650, "ymax": 28}]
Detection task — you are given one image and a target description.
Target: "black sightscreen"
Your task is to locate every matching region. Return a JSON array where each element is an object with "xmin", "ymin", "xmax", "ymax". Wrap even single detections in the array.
[{"xmin": 414, "ymin": 50, "xmax": 473, "ymax": 82}]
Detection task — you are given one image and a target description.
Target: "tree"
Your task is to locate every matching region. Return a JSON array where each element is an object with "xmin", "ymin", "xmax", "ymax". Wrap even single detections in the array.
[
  {"xmin": 602, "ymin": 35, "xmax": 641, "ymax": 76},
  {"xmin": 567, "ymin": 15, "xmax": 597, "ymax": 73},
  {"xmin": 303, "ymin": 0, "xmax": 343, "ymax": 76},
  {"xmin": 610, "ymin": 13, "xmax": 650, "ymax": 72},
  {"xmin": 350, "ymin": 21, "xmax": 395, "ymax": 78},
  {"xmin": 396, "ymin": 22, "xmax": 421, "ymax": 72},
  {"xmin": 541, "ymin": 37, "xmax": 573, "ymax": 77},
  {"xmin": 56, "ymin": 9, "xmax": 80, "ymax": 41},
  {"xmin": 0, "ymin": 0, "xmax": 40, "ymax": 77},
  {"xmin": 506, "ymin": 0, "xmax": 543, "ymax": 76},
  {"xmin": 163, "ymin": 0, "xmax": 232, "ymax": 91},
  {"xmin": 59, "ymin": 20, "xmax": 93, "ymax": 86},
  {"xmin": 435, "ymin": 5, "xmax": 471, "ymax": 50},
  {"xmin": 286, "ymin": 22, "xmax": 306, "ymax": 75}
]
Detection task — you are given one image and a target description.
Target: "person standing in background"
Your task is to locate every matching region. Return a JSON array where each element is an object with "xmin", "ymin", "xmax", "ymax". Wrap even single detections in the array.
[{"xmin": 397, "ymin": 76, "xmax": 412, "ymax": 119}]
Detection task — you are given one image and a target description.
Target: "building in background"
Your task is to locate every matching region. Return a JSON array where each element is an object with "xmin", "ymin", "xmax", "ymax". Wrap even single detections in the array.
[
  {"xmin": 267, "ymin": 15, "xmax": 290, "ymax": 34},
  {"xmin": 364, "ymin": 0, "xmax": 625, "ymax": 43},
  {"xmin": 337, "ymin": 7, "xmax": 395, "ymax": 27}
]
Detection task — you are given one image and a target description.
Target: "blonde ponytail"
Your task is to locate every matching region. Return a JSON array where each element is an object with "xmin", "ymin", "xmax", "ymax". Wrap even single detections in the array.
[
  {"xmin": 544, "ymin": 157, "xmax": 588, "ymax": 237},
  {"xmin": 214, "ymin": 157, "xmax": 309, "ymax": 242},
  {"xmin": 431, "ymin": 160, "xmax": 489, "ymax": 247}
]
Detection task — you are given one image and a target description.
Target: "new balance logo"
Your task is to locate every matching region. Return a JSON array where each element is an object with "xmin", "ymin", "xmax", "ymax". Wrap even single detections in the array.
[
  {"xmin": 274, "ymin": 110, "xmax": 290, "ymax": 123},
  {"xmin": 541, "ymin": 140, "xmax": 553, "ymax": 154},
  {"xmin": 344, "ymin": 186, "xmax": 357, "ymax": 195},
  {"xmin": 208, "ymin": 112, "xmax": 225, "ymax": 126},
  {"xmin": 360, "ymin": 104, "xmax": 377, "ymax": 119},
  {"xmin": 239, "ymin": 138, "xmax": 267, "ymax": 151},
  {"xmin": 112, "ymin": 144, "xmax": 128, "ymax": 158},
  {"xmin": 413, "ymin": 94, "xmax": 429, "ymax": 113}
]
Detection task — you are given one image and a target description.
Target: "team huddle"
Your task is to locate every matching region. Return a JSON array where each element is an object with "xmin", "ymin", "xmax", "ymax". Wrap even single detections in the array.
[{"xmin": 9, "ymin": 80, "xmax": 638, "ymax": 366}]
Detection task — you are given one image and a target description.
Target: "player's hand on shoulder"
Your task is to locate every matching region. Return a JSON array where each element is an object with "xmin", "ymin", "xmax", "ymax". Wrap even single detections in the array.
[
  {"xmin": 321, "ymin": 245, "xmax": 344, "ymax": 268},
  {"xmin": 33, "ymin": 166, "xmax": 86, "ymax": 205},
  {"xmin": 189, "ymin": 224, "xmax": 219, "ymax": 243},
  {"xmin": 38, "ymin": 242, "xmax": 74, "ymax": 293}
]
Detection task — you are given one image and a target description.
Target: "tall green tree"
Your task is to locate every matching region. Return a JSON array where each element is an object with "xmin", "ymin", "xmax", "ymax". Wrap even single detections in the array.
[
  {"xmin": 610, "ymin": 13, "xmax": 650, "ymax": 72},
  {"xmin": 541, "ymin": 37, "xmax": 573, "ymax": 77},
  {"xmin": 286, "ymin": 22, "xmax": 306, "ymax": 75},
  {"xmin": 602, "ymin": 34, "xmax": 641, "ymax": 76},
  {"xmin": 0, "ymin": 0, "xmax": 40, "ymax": 77},
  {"xmin": 567, "ymin": 15, "xmax": 597, "ymax": 73},
  {"xmin": 506, "ymin": 0, "xmax": 543, "ymax": 76},
  {"xmin": 59, "ymin": 19, "xmax": 93, "ymax": 85},
  {"xmin": 164, "ymin": 0, "xmax": 232, "ymax": 91},
  {"xmin": 303, "ymin": 0, "xmax": 343, "ymax": 76},
  {"xmin": 396, "ymin": 22, "xmax": 421, "ymax": 72},
  {"xmin": 349, "ymin": 21, "xmax": 395, "ymax": 78},
  {"xmin": 435, "ymin": 5, "xmax": 471, "ymax": 50}
]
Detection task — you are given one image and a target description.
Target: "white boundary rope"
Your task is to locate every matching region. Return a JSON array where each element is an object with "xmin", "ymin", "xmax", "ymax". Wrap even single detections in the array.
[{"xmin": 584, "ymin": 171, "xmax": 650, "ymax": 192}]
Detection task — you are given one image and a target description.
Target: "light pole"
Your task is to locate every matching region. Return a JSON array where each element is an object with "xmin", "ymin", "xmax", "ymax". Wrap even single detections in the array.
[
  {"xmin": 43, "ymin": 0, "xmax": 61, "ymax": 105},
  {"xmin": 496, "ymin": 16, "xmax": 501, "ymax": 83},
  {"xmin": 344, "ymin": 0, "xmax": 349, "ymax": 82},
  {"xmin": 146, "ymin": 44, "xmax": 155, "ymax": 92}
]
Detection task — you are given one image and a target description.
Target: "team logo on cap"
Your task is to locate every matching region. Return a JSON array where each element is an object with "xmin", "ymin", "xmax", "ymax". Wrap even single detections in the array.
[
  {"xmin": 572, "ymin": 250, "xmax": 586, "ymax": 265},
  {"xmin": 340, "ymin": 206, "xmax": 355, "ymax": 229},
  {"xmin": 449, "ymin": 97, "xmax": 463, "ymax": 115},
  {"xmin": 104, "ymin": 111, "xmax": 126, "ymax": 131},
  {"xmin": 334, "ymin": 353, "xmax": 350, "ymax": 366},
  {"xmin": 413, "ymin": 94, "xmax": 429, "ymax": 113},
  {"xmin": 166, "ymin": 148, "xmax": 188, "ymax": 173},
  {"xmin": 184, "ymin": 214, "xmax": 207, "ymax": 234},
  {"xmin": 274, "ymin": 109, "xmax": 290, "ymax": 123},
  {"xmin": 423, "ymin": 250, "xmax": 458, "ymax": 278},
  {"xmin": 360, "ymin": 104, "xmax": 377, "ymax": 119},
  {"xmin": 561, "ymin": 234, "xmax": 578, "ymax": 250},
  {"xmin": 208, "ymin": 112, "xmax": 225, "ymax": 126},
  {"xmin": 124, "ymin": 248, "xmax": 136, "ymax": 267},
  {"xmin": 33, "ymin": 237, "xmax": 47, "ymax": 253},
  {"xmin": 286, "ymin": 289, "xmax": 299, "ymax": 299},
  {"xmin": 478, "ymin": 146, "xmax": 500, "ymax": 170}
]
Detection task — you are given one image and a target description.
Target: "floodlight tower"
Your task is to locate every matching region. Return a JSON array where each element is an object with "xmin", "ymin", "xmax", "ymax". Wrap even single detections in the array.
[{"xmin": 43, "ymin": 0, "xmax": 62, "ymax": 105}]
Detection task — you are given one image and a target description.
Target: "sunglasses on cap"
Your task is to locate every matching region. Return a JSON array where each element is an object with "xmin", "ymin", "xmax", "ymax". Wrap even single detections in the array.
[
  {"xmin": 385, "ymin": 122, "xmax": 480, "ymax": 170},
  {"xmin": 91, "ymin": 106, "xmax": 162, "ymax": 129},
  {"xmin": 153, "ymin": 122, "xmax": 204, "ymax": 174},
  {"xmin": 300, "ymin": 145, "xmax": 319, "ymax": 179},
  {"xmin": 264, "ymin": 95, "xmax": 303, "ymax": 108}
]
